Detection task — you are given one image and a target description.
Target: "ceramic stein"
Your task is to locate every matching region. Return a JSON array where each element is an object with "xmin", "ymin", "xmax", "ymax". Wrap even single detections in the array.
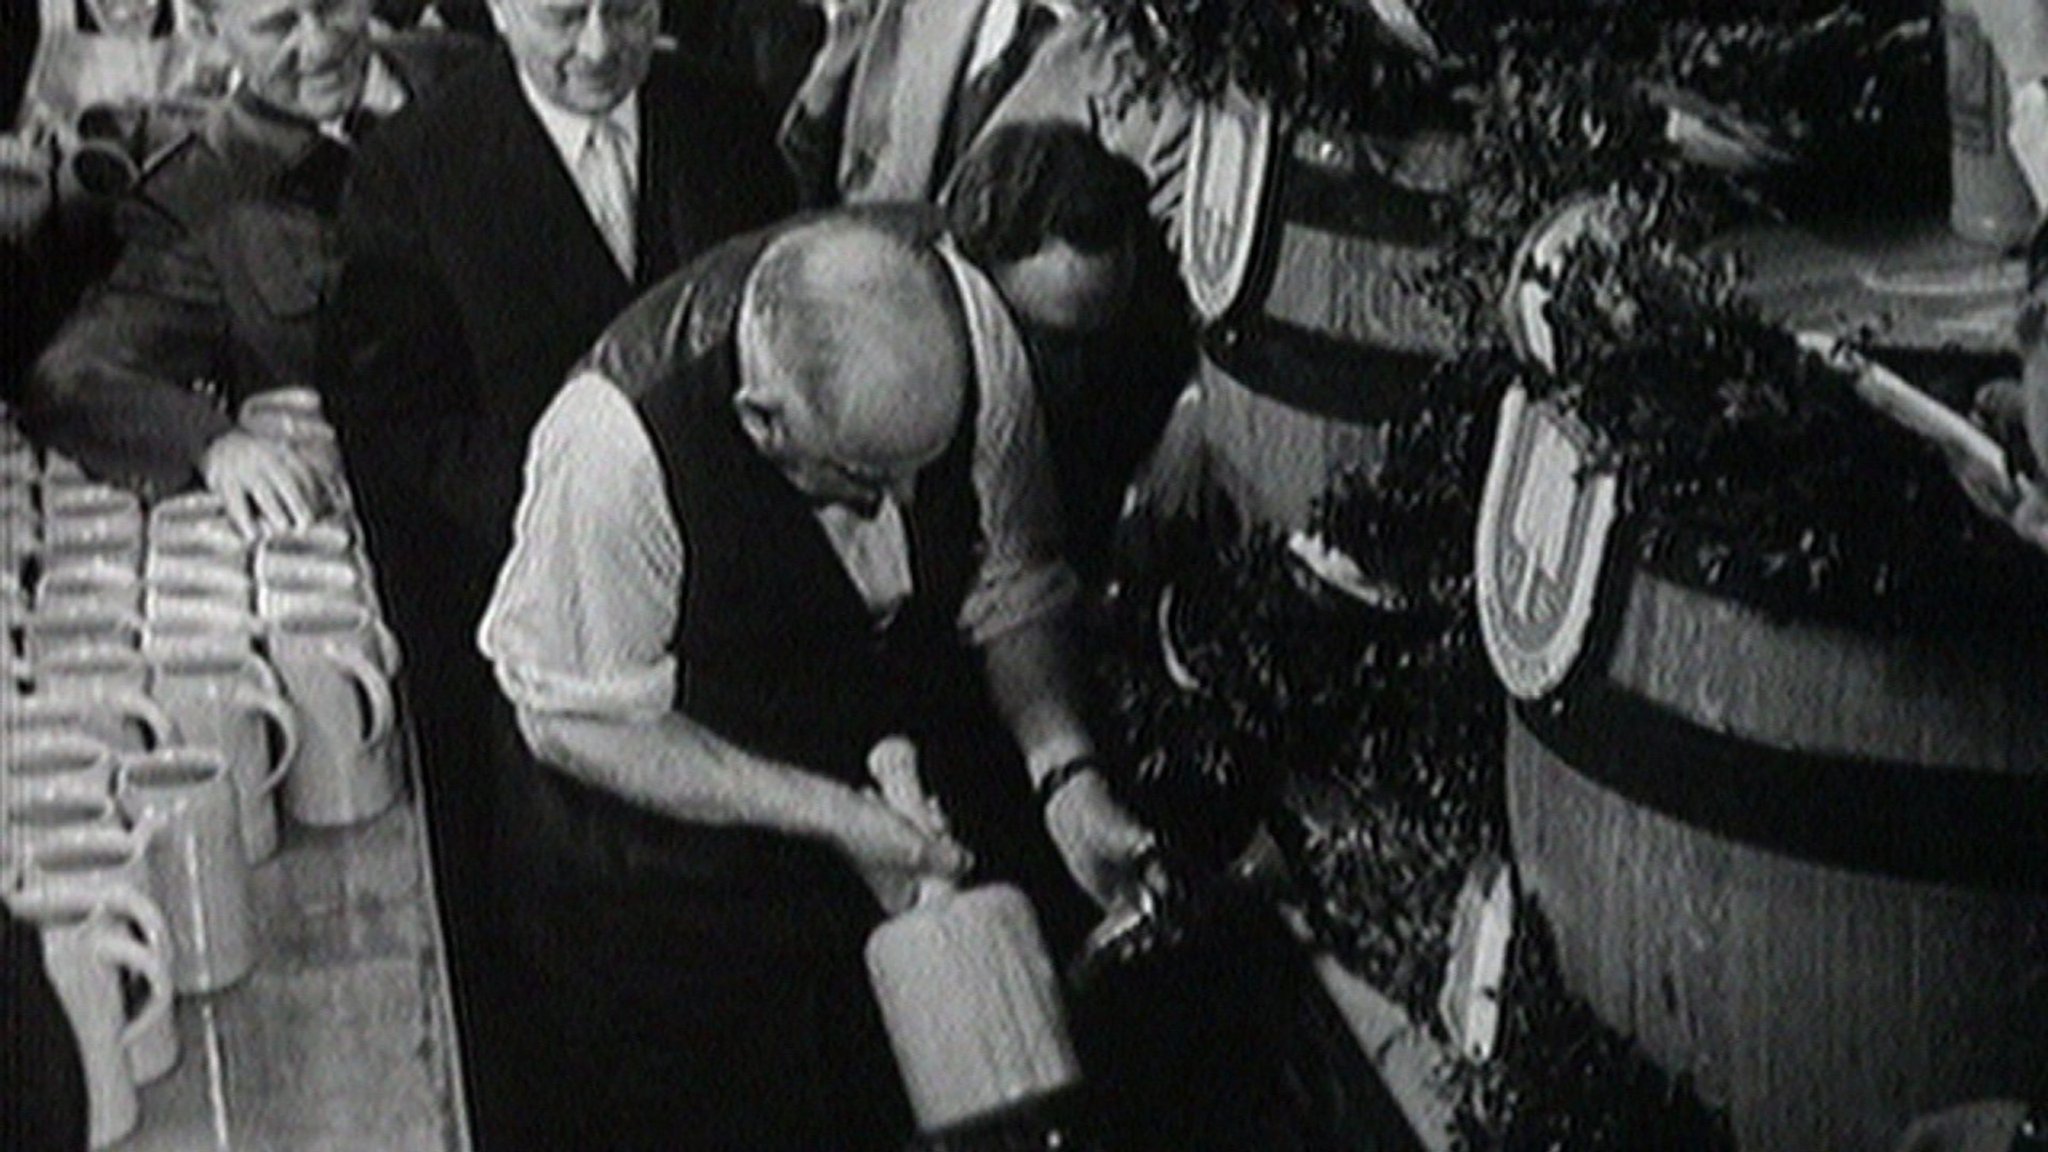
[
  {"xmin": 266, "ymin": 603, "xmax": 400, "ymax": 826},
  {"xmin": 239, "ymin": 386, "xmax": 325, "ymax": 429},
  {"xmin": 140, "ymin": 615, "xmax": 260, "ymax": 661},
  {"xmin": 115, "ymin": 748, "xmax": 256, "ymax": 993},
  {"xmin": 2, "ymin": 792, "xmax": 124, "ymax": 875},
  {"xmin": 42, "ymin": 488, "xmax": 145, "ymax": 573},
  {"xmin": 144, "ymin": 566, "xmax": 254, "ymax": 619},
  {"xmin": 13, "ymin": 825, "xmax": 180, "ymax": 1084},
  {"xmin": 148, "ymin": 648, "xmax": 298, "ymax": 861},
  {"xmin": 29, "ymin": 643, "xmax": 163, "ymax": 752},
  {"xmin": 34, "ymin": 561, "xmax": 143, "ymax": 615},
  {"xmin": 20, "ymin": 602, "xmax": 143, "ymax": 664},
  {"xmin": 146, "ymin": 489, "xmax": 230, "ymax": 532},
  {"xmin": 5, "ymin": 885, "xmax": 175, "ymax": 1148},
  {"xmin": 144, "ymin": 522, "xmax": 250, "ymax": 576},
  {"xmin": 5, "ymin": 679, "xmax": 177, "ymax": 756},
  {"xmin": 1, "ymin": 731, "xmax": 117, "ymax": 806},
  {"xmin": 137, "ymin": 597, "xmax": 265, "ymax": 651}
]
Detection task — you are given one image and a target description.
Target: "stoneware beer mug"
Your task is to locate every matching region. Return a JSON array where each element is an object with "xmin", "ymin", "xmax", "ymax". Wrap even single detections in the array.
[
  {"xmin": 13, "ymin": 826, "xmax": 180, "ymax": 1084},
  {"xmin": 116, "ymin": 748, "xmax": 256, "ymax": 993},
  {"xmin": 137, "ymin": 597, "xmax": 264, "ymax": 650},
  {"xmin": 144, "ymin": 522, "xmax": 249, "ymax": 575},
  {"xmin": 5, "ymin": 680, "xmax": 177, "ymax": 755},
  {"xmin": 5, "ymin": 885, "xmax": 175, "ymax": 1148},
  {"xmin": 239, "ymin": 385, "xmax": 326, "ymax": 429},
  {"xmin": 267, "ymin": 602, "xmax": 399, "ymax": 826},
  {"xmin": 30, "ymin": 643, "xmax": 165, "ymax": 753},
  {"xmin": 20, "ymin": 601, "xmax": 143, "ymax": 664},
  {"xmin": 148, "ymin": 648, "xmax": 298, "ymax": 860},
  {"xmin": 1, "ymin": 731, "xmax": 117, "ymax": 806},
  {"xmin": 34, "ymin": 561, "xmax": 142, "ymax": 615},
  {"xmin": 144, "ymin": 567, "xmax": 255, "ymax": 618},
  {"xmin": 146, "ymin": 489, "xmax": 231, "ymax": 534},
  {"xmin": 1, "ymin": 792, "xmax": 124, "ymax": 874},
  {"xmin": 42, "ymin": 489, "xmax": 145, "ymax": 574},
  {"xmin": 40, "ymin": 480, "xmax": 140, "ymax": 527},
  {"xmin": 141, "ymin": 615, "xmax": 260, "ymax": 660}
]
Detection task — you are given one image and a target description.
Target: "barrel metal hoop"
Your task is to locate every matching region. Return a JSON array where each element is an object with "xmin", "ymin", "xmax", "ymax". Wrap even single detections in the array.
[{"xmin": 1515, "ymin": 688, "xmax": 2048, "ymax": 892}]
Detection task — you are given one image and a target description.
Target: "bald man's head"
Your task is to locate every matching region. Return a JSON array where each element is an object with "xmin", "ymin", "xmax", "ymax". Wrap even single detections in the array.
[{"xmin": 736, "ymin": 220, "xmax": 970, "ymax": 514}]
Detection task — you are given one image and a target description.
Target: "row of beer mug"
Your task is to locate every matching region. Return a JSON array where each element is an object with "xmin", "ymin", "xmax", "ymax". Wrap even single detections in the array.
[
  {"xmin": 2, "ymin": 515, "xmax": 387, "ymax": 678},
  {"xmin": 5, "ymin": 748, "xmax": 269, "ymax": 1149},
  {"xmin": 1, "ymin": 605, "xmax": 405, "ymax": 1148},
  {"xmin": 1, "ymin": 486, "xmax": 379, "ymax": 615},
  {"xmin": 5, "ymin": 593, "xmax": 404, "ymax": 840}
]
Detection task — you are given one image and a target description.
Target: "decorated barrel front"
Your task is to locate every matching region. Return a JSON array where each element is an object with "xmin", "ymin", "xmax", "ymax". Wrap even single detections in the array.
[
  {"xmin": 1504, "ymin": 560, "xmax": 2048, "ymax": 1152},
  {"xmin": 1142, "ymin": 91, "xmax": 1465, "ymax": 533}
]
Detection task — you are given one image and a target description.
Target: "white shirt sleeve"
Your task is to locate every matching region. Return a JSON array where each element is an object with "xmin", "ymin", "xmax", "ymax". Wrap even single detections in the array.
[
  {"xmin": 476, "ymin": 371, "xmax": 684, "ymax": 721},
  {"xmin": 944, "ymin": 247, "xmax": 1080, "ymax": 645},
  {"xmin": 2011, "ymin": 76, "xmax": 2048, "ymax": 210}
]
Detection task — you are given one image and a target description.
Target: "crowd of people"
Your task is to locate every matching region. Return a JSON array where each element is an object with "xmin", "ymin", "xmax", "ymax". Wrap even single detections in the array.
[{"xmin": 8, "ymin": 0, "xmax": 2048, "ymax": 1150}]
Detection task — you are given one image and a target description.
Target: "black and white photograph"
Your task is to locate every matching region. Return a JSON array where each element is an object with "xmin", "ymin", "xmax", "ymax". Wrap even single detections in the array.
[{"xmin": 2, "ymin": 0, "xmax": 2044, "ymax": 1149}]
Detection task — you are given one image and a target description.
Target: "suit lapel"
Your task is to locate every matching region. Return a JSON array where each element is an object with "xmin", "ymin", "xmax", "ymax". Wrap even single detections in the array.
[
  {"xmin": 636, "ymin": 63, "xmax": 681, "ymax": 290},
  {"xmin": 868, "ymin": 0, "xmax": 983, "ymax": 200},
  {"xmin": 477, "ymin": 55, "xmax": 632, "ymax": 314}
]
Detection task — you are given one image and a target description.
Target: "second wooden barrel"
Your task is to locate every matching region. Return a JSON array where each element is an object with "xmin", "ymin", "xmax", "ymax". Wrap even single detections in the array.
[{"xmin": 1508, "ymin": 565, "xmax": 2048, "ymax": 1152}]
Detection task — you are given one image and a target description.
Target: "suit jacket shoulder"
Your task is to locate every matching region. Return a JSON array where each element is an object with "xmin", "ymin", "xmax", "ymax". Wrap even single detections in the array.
[{"xmin": 375, "ymin": 27, "xmax": 489, "ymax": 98}]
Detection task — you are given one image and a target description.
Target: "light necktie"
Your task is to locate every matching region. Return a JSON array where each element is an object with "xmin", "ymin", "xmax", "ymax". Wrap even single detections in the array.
[
  {"xmin": 577, "ymin": 116, "xmax": 636, "ymax": 278},
  {"xmin": 940, "ymin": 2, "xmax": 1053, "ymax": 184}
]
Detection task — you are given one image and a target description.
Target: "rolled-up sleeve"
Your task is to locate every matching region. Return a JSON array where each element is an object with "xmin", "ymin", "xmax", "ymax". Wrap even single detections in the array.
[
  {"xmin": 477, "ymin": 372, "xmax": 685, "ymax": 721},
  {"xmin": 946, "ymin": 249, "xmax": 1080, "ymax": 645}
]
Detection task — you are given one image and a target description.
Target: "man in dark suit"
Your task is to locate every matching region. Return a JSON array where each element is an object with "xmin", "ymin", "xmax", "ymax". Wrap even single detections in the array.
[{"xmin": 321, "ymin": 7, "xmax": 791, "ymax": 1148}]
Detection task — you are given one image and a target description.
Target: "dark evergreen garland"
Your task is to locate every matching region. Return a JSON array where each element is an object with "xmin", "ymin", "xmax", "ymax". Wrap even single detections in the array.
[
  {"xmin": 1444, "ymin": 897, "xmax": 1735, "ymax": 1152},
  {"xmin": 1511, "ymin": 220, "xmax": 2048, "ymax": 629}
]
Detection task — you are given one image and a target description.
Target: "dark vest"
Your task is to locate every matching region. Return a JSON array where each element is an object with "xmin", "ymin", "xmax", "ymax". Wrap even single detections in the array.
[
  {"xmin": 506, "ymin": 231, "xmax": 986, "ymax": 952},
  {"xmin": 597, "ymin": 236, "xmax": 984, "ymax": 785}
]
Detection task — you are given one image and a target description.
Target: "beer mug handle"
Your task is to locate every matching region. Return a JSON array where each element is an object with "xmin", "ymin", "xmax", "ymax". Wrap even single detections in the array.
[
  {"xmin": 96, "ymin": 934, "xmax": 173, "ymax": 1055},
  {"xmin": 233, "ymin": 684, "xmax": 299, "ymax": 797},
  {"xmin": 371, "ymin": 619, "xmax": 402, "ymax": 674},
  {"xmin": 331, "ymin": 645, "xmax": 395, "ymax": 747},
  {"xmin": 92, "ymin": 882, "xmax": 173, "ymax": 975},
  {"xmin": 108, "ymin": 688, "xmax": 179, "ymax": 749}
]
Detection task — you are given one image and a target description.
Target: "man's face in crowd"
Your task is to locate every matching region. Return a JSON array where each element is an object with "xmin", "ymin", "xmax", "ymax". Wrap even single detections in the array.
[
  {"xmin": 489, "ymin": 0, "xmax": 660, "ymax": 116},
  {"xmin": 740, "ymin": 390, "xmax": 928, "ymax": 519},
  {"xmin": 994, "ymin": 235, "xmax": 1134, "ymax": 336},
  {"xmin": 210, "ymin": 0, "xmax": 374, "ymax": 124}
]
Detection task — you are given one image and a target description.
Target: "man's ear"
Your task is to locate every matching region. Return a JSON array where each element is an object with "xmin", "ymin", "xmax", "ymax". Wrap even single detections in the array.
[{"xmin": 735, "ymin": 394, "xmax": 784, "ymax": 451}]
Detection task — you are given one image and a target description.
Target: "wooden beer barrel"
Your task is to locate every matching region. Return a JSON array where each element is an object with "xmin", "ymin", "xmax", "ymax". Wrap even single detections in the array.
[
  {"xmin": 1508, "ymin": 566, "xmax": 2048, "ymax": 1151},
  {"xmin": 1140, "ymin": 110, "xmax": 1464, "ymax": 533}
]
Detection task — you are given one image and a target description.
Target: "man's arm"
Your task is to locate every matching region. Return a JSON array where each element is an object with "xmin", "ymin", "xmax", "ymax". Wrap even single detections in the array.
[
  {"xmin": 952, "ymin": 250, "xmax": 1155, "ymax": 907},
  {"xmin": 25, "ymin": 201, "xmax": 235, "ymax": 492},
  {"xmin": 25, "ymin": 200, "xmax": 321, "ymax": 530},
  {"xmin": 519, "ymin": 707, "xmax": 970, "ymax": 909},
  {"xmin": 480, "ymin": 373, "xmax": 969, "ymax": 908}
]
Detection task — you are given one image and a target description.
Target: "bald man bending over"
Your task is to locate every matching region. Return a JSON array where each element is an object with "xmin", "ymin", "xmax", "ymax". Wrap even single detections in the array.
[{"xmin": 478, "ymin": 215, "xmax": 1159, "ymax": 1150}]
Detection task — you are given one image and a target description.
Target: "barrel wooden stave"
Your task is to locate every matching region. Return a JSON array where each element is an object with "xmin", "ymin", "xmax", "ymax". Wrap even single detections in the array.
[{"xmin": 1510, "ymin": 566, "xmax": 2048, "ymax": 1152}]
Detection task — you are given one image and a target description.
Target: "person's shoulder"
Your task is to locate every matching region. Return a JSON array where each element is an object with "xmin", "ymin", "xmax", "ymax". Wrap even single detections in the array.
[
  {"xmin": 127, "ymin": 114, "xmax": 244, "ymax": 236},
  {"xmin": 361, "ymin": 44, "xmax": 510, "ymax": 168},
  {"xmin": 375, "ymin": 26, "xmax": 492, "ymax": 103}
]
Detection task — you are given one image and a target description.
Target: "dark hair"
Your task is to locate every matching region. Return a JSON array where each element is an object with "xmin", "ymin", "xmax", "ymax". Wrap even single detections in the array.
[{"xmin": 944, "ymin": 121, "xmax": 1150, "ymax": 268}]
